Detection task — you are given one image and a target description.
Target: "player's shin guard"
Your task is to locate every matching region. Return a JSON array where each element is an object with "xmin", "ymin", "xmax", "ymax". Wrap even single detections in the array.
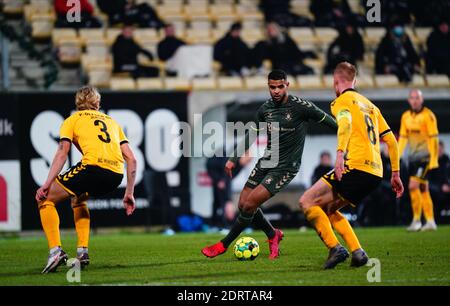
[
  {"xmin": 421, "ymin": 190, "xmax": 435, "ymax": 222},
  {"xmin": 305, "ymin": 206, "xmax": 339, "ymax": 249},
  {"xmin": 73, "ymin": 202, "xmax": 90, "ymax": 248},
  {"xmin": 253, "ymin": 208, "xmax": 275, "ymax": 239},
  {"xmin": 39, "ymin": 200, "xmax": 61, "ymax": 249},
  {"xmin": 329, "ymin": 211, "xmax": 361, "ymax": 252},
  {"xmin": 221, "ymin": 210, "xmax": 254, "ymax": 248},
  {"xmin": 410, "ymin": 188, "xmax": 423, "ymax": 221}
]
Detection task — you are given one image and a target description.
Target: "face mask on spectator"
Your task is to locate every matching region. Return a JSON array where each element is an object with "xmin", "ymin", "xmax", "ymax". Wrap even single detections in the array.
[{"xmin": 393, "ymin": 26, "xmax": 404, "ymax": 37}]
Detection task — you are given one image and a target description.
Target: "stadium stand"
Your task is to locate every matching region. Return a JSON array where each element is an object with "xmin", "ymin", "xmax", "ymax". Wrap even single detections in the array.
[{"xmin": 0, "ymin": 0, "xmax": 449, "ymax": 90}]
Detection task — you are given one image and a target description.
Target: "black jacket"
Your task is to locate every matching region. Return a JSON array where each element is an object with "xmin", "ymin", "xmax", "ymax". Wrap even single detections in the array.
[
  {"xmin": 112, "ymin": 35, "xmax": 154, "ymax": 72},
  {"xmin": 157, "ymin": 36, "xmax": 186, "ymax": 61}
]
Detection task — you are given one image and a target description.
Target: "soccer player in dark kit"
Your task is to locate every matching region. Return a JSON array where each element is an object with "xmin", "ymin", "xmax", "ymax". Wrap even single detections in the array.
[{"xmin": 202, "ymin": 69, "xmax": 337, "ymax": 259}]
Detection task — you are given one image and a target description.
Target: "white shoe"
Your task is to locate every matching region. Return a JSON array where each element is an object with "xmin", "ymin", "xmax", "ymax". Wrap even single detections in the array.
[
  {"xmin": 407, "ymin": 220, "xmax": 422, "ymax": 232},
  {"xmin": 42, "ymin": 248, "xmax": 68, "ymax": 274},
  {"xmin": 421, "ymin": 220, "xmax": 437, "ymax": 231}
]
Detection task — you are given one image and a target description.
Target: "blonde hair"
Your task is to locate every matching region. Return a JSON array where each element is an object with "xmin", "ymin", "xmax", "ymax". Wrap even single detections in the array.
[
  {"xmin": 75, "ymin": 85, "xmax": 101, "ymax": 110},
  {"xmin": 334, "ymin": 62, "xmax": 357, "ymax": 82}
]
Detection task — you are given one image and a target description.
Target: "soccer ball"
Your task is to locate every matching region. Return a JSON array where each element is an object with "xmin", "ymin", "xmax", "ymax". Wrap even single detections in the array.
[{"xmin": 234, "ymin": 237, "xmax": 259, "ymax": 261}]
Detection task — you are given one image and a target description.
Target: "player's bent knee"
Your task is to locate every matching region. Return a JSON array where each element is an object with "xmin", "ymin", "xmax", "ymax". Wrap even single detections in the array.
[
  {"xmin": 241, "ymin": 200, "xmax": 257, "ymax": 214},
  {"xmin": 299, "ymin": 193, "xmax": 312, "ymax": 211}
]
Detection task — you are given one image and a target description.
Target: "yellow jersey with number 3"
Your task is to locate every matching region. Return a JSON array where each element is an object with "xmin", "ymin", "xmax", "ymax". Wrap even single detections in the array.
[
  {"xmin": 331, "ymin": 89, "xmax": 392, "ymax": 178},
  {"xmin": 59, "ymin": 110, "xmax": 128, "ymax": 174}
]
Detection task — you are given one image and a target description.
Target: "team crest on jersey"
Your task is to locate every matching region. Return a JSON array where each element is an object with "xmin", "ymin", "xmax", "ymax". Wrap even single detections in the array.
[
  {"xmin": 265, "ymin": 177, "xmax": 273, "ymax": 184},
  {"xmin": 285, "ymin": 112, "xmax": 292, "ymax": 121}
]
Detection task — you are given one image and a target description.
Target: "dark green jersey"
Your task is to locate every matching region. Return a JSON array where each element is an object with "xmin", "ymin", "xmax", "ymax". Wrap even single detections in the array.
[{"xmin": 230, "ymin": 95, "xmax": 337, "ymax": 170}]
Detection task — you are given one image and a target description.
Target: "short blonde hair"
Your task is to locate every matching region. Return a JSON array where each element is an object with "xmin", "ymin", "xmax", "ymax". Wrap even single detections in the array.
[
  {"xmin": 75, "ymin": 85, "xmax": 101, "ymax": 110},
  {"xmin": 334, "ymin": 62, "xmax": 357, "ymax": 82}
]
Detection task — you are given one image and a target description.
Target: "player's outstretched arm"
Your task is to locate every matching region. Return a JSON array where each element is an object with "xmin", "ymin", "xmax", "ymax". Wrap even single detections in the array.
[
  {"xmin": 381, "ymin": 131, "xmax": 404, "ymax": 198},
  {"xmin": 121, "ymin": 142, "xmax": 137, "ymax": 216},
  {"xmin": 35, "ymin": 140, "xmax": 71, "ymax": 201}
]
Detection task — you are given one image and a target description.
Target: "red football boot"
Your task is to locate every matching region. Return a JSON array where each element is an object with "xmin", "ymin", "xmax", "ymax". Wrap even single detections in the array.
[
  {"xmin": 268, "ymin": 229, "xmax": 284, "ymax": 259},
  {"xmin": 201, "ymin": 241, "xmax": 227, "ymax": 258}
]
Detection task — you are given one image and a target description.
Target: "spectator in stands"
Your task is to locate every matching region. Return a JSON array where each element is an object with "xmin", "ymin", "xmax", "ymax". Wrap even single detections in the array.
[
  {"xmin": 380, "ymin": 0, "xmax": 411, "ymax": 26},
  {"xmin": 97, "ymin": 0, "xmax": 126, "ymax": 26},
  {"xmin": 259, "ymin": 0, "xmax": 311, "ymax": 27},
  {"xmin": 310, "ymin": 0, "xmax": 354, "ymax": 28},
  {"xmin": 112, "ymin": 25, "xmax": 159, "ymax": 78},
  {"xmin": 54, "ymin": 0, "xmax": 102, "ymax": 29},
  {"xmin": 429, "ymin": 141, "xmax": 450, "ymax": 223},
  {"xmin": 324, "ymin": 23, "xmax": 365, "ymax": 74},
  {"xmin": 375, "ymin": 21, "xmax": 420, "ymax": 83},
  {"xmin": 410, "ymin": 0, "xmax": 450, "ymax": 26},
  {"xmin": 157, "ymin": 24, "xmax": 186, "ymax": 76},
  {"xmin": 213, "ymin": 22, "xmax": 251, "ymax": 76},
  {"xmin": 426, "ymin": 20, "xmax": 450, "ymax": 77},
  {"xmin": 98, "ymin": 0, "xmax": 164, "ymax": 28},
  {"xmin": 252, "ymin": 22, "xmax": 316, "ymax": 75},
  {"xmin": 310, "ymin": 151, "xmax": 333, "ymax": 186}
]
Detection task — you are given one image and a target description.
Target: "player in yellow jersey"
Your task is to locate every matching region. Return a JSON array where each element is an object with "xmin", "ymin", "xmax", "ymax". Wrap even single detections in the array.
[
  {"xmin": 399, "ymin": 89, "xmax": 439, "ymax": 232},
  {"xmin": 299, "ymin": 62, "xmax": 404, "ymax": 269},
  {"xmin": 35, "ymin": 86, "xmax": 137, "ymax": 274}
]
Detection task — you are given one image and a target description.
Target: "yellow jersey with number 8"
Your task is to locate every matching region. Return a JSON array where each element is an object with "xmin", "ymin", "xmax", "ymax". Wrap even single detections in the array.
[
  {"xmin": 59, "ymin": 110, "xmax": 128, "ymax": 174},
  {"xmin": 331, "ymin": 89, "xmax": 392, "ymax": 178}
]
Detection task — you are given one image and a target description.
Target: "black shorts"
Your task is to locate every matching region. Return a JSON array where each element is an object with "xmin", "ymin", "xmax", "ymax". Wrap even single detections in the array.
[
  {"xmin": 245, "ymin": 162, "xmax": 298, "ymax": 196},
  {"xmin": 321, "ymin": 168, "xmax": 382, "ymax": 206},
  {"xmin": 56, "ymin": 162, "xmax": 123, "ymax": 198},
  {"xmin": 408, "ymin": 161, "xmax": 430, "ymax": 183}
]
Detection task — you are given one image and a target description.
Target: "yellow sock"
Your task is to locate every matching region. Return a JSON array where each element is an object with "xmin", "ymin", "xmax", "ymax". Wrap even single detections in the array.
[
  {"xmin": 305, "ymin": 206, "xmax": 339, "ymax": 249},
  {"xmin": 73, "ymin": 202, "xmax": 90, "ymax": 248},
  {"xmin": 421, "ymin": 190, "xmax": 435, "ymax": 222},
  {"xmin": 329, "ymin": 211, "xmax": 361, "ymax": 252},
  {"xmin": 39, "ymin": 200, "xmax": 61, "ymax": 249},
  {"xmin": 410, "ymin": 188, "xmax": 422, "ymax": 222}
]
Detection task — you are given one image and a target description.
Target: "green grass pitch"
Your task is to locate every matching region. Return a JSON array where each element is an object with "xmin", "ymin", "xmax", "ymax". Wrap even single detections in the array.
[{"xmin": 1, "ymin": 226, "xmax": 449, "ymax": 286}]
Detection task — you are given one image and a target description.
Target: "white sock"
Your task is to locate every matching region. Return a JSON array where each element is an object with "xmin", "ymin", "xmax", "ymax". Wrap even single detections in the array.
[
  {"xmin": 77, "ymin": 247, "xmax": 88, "ymax": 256},
  {"xmin": 49, "ymin": 246, "xmax": 61, "ymax": 255}
]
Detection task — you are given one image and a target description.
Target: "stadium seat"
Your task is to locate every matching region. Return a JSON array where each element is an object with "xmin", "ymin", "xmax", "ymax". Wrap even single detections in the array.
[
  {"xmin": 415, "ymin": 28, "xmax": 433, "ymax": 45},
  {"xmin": 426, "ymin": 75, "xmax": 450, "ymax": 87},
  {"xmin": 165, "ymin": 77, "xmax": 191, "ymax": 90},
  {"xmin": 356, "ymin": 74, "xmax": 375, "ymax": 89},
  {"xmin": 85, "ymin": 39, "xmax": 110, "ymax": 58},
  {"xmin": 31, "ymin": 13, "xmax": 55, "ymax": 40},
  {"xmin": 185, "ymin": 28, "xmax": 212, "ymax": 44},
  {"xmin": 87, "ymin": 64, "xmax": 112, "ymax": 88},
  {"xmin": 217, "ymin": 76, "xmax": 244, "ymax": 90},
  {"xmin": 136, "ymin": 78, "xmax": 164, "ymax": 90},
  {"xmin": 241, "ymin": 28, "xmax": 264, "ymax": 46},
  {"xmin": 411, "ymin": 75, "xmax": 426, "ymax": 87},
  {"xmin": 215, "ymin": 16, "xmax": 238, "ymax": 31},
  {"xmin": 58, "ymin": 38, "xmax": 82, "ymax": 65},
  {"xmin": 192, "ymin": 77, "xmax": 217, "ymax": 90},
  {"xmin": 289, "ymin": 27, "xmax": 317, "ymax": 50},
  {"xmin": 52, "ymin": 28, "xmax": 78, "ymax": 46},
  {"xmin": 133, "ymin": 28, "xmax": 161, "ymax": 45},
  {"xmin": 79, "ymin": 29, "xmax": 105, "ymax": 46},
  {"xmin": 110, "ymin": 77, "xmax": 136, "ymax": 90},
  {"xmin": 210, "ymin": 4, "xmax": 236, "ymax": 21},
  {"xmin": 315, "ymin": 28, "xmax": 339, "ymax": 48},
  {"xmin": 296, "ymin": 75, "xmax": 324, "ymax": 90},
  {"xmin": 374, "ymin": 75, "xmax": 400, "ymax": 88},
  {"xmin": 364, "ymin": 28, "xmax": 386, "ymax": 50},
  {"xmin": 3, "ymin": 0, "xmax": 25, "ymax": 15},
  {"xmin": 245, "ymin": 76, "xmax": 268, "ymax": 90}
]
